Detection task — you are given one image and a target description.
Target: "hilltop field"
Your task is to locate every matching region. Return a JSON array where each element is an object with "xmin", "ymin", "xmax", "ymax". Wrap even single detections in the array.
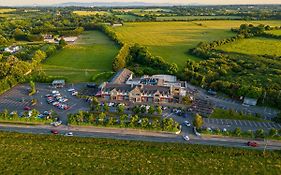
[
  {"xmin": 112, "ymin": 20, "xmax": 281, "ymax": 67},
  {"xmin": 42, "ymin": 30, "xmax": 119, "ymax": 82},
  {"xmin": 0, "ymin": 132, "xmax": 280, "ymax": 174}
]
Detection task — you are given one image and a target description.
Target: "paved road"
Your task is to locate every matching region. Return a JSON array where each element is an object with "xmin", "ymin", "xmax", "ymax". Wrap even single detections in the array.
[{"xmin": 1, "ymin": 124, "xmax": 280, "ymax": 150}]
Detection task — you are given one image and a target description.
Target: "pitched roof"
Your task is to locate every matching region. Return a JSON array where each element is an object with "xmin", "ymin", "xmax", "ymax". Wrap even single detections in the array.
[{"xmin": 110, "ymin": 68, "xmax": 133, "ymax": 84}]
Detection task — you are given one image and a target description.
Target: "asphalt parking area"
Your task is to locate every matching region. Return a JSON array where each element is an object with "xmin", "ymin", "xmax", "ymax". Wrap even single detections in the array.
[
  {"xmin": 203, "ymin": 118, "xmax": 281, "ymax": 131},
  {"xmin": 0, "ymin": 83, "xmax": 90, "ymax": 124}
]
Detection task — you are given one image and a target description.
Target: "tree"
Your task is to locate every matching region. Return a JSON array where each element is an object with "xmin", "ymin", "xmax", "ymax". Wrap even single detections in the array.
[
  {"xmin": 129, "ymin": 115, "xmax": 139, "ymax": 127},
  {"xmin": 59, "ymin": 38, "xmax": 67, "ymax": 48},
  {"xmin": 182, "ymin": 95, "xmax": 192, "ymax": 105},
  {"xmin": 233, "ymin": 127, "xmax": 241, "ymax": 136},
  {"xmin": 91, "ymin": 97, "xmax": 99, "ymax": 111},
  {"xmin": 140, "ymin": 106, "xmax": 146, "ymax": 114},
  {"xmin": 103, "ymin": 103, "xmax": 109, "ymax": 112},
  {"xmin": 255, "ymin": 129, "xmax": 265, "ymax": 138},
  {"xmin": 156, "ymin": 106, "xmax": 162, "ymax": 115},
  {"xmin": 30, "ymin": 109, "xmax": 39, "ymax": 119},
  {"xmin": 193, "ymin": 113, "xmax": 203, "ymax": 129},
  {"xmin": 98, "ymin": 112, "xmax": 106, "ymax": 124},
  {"xmin": 132, "ymin": 106, "xmax": 140, "ymax": 114},
  {"xmin": 268, "ymin": 128, "xmax": 278, "ymax": 137},
  {"xmin": 29, "ymin": 81, "xmax": 36, "ymax": 96},
  {"xmin": 148, "ymin": 106, "xmax": 155, "ymax": 115},
  {"xmin": 152, "ymin": 119, "xmax": 160, "ymax": 129},
  {"xmin": 119, "ymin": 114, "xmax": 127, "ymax": 127},
  {"xmin": 141, "ymin": 118, "xmax": 149, "ymax": 128},
  {"xmin": 107, "ymin": 117, "xmax": 114, "ymax": 126},
  {"xmin": 117, "ymin": 105, "xmax": 125, "ymax": 115}
]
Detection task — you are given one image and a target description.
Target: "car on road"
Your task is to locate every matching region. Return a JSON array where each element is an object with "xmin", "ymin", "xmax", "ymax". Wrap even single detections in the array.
[
  {"xmin": 247, "ymin": 141, "xmax": 258, "ymax": 147},
  {"xmin": 183, "ymin": 135, "xmax": 190, "ymax": 141},
  {"xmin": 52, "ymin": 90, "xmax": 59, "ymax": 94},
  {"xmin": 193, "ymin": 127, "xmax": 201, "ymax": 136},
  {"xmin": 71, "ymin": 91, "xmax": 78, "ymax": 96},
  {"xmin": 51, "ymin": 130, "xmax": 59, "ymax": 134},
  {"xmin": 64, "ymin": 132, "xmax": 73, "ymax": 136},
  {"xmin": 184, "ymin": 121, "xmax": 191, "ymax": 127},
  {"xmin": 24, "ymin": 106, "xmax": 31, "ymax": 110}
]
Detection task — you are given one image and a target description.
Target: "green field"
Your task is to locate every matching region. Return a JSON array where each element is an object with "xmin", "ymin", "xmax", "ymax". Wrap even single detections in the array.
[
  {"xmin": 0, "ymin": 132, "xmax": 281, "ymax": 174},
  {"xmin": 112, "ymin": 20, "xmax": 281, "ymax": 67},
  {"xmin": 43, "ymin": 31, "xmax": 119, "ymax": 82},
  {"xmin": 217, "ymin": 37, "xmax": 281, "ymax": 56},
  {"xmin": 156, "ymin": 16, "xmax": 242, "ymax": 21},
  {"xmin": 116, "ymin": 14, "xmax": 143, "ymax": 21},
  {"xmin": 0, "ymin": 8, "xmax": 16, "ymax": 13},
  {"xmin": 266, "ymin": 29, "xmax": 281, "ymax": 36}
]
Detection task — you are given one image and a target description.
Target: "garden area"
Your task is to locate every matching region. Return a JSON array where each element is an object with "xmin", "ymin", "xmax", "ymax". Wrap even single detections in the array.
[{"xmin": 0, "ymin": 131, "xmax": 280, "ymax": 174}]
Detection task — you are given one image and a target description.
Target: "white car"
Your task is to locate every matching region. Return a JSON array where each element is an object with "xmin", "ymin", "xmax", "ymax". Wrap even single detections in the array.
[
  {"xmin": 72, "ymin": 91, "xmax": 78, "ymax": 96},
  {"xmin": 193, "ymin": 127, "xmax": 201, "ymax": 136},
  {"xmin": 184, "ymin": 121, "xmax": 191, "ymax": 127},
  {"xmin": 52, "ymin": 90, "xmax": 59, "ymax": 94},
  {"xmin": 183, "ymin": 135, "xmax": 190, "ymax": 141},
  {"xmin": 64, "ymin": 132, "xmax": 73, "ymax": 136},
  {"xmin": 51, "ymin": 120, "xmax": 62, "ymax": 127},
  {"xmin": 67, "ymin": 88, "xmax": 75, "ymax": 92}
]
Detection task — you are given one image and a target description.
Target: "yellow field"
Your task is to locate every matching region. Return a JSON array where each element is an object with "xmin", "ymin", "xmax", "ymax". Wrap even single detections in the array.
[
  {"xmin": 0, "ymin": 9, "xmax": 16, "ymax": 13},
  {"xmin": 266, "ymin": 29, "xmax": 281, "ymax": 36},
  {"xmin": 112, "ymin": 20, "xmax": 281, "ymax": 66},
  {"xmin": 73, "ymin": 11, "xmax": 111, "ymax": 16}
]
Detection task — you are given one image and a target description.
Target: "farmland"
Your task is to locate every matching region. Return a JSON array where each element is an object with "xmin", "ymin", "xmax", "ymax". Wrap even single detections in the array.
[
  {"xmin": 156, "ymin": 15, "xmax": 242, "ymax": 21},
  {"xmin": 266, "ymin": 30, "xmax": 281, "ymax": 36},
  {"xmin": 73, "ymin": 10, "xmax": 111, "ymax": 16},
  {"xmin": 112, "ymin": 20, "xmax": 281, "ymax": 67},
  {"xmin": 0, "ymin": 132, "xmax": 281, "ymax": 174},
  {"xmin": 42, "ymin": 31, "xmax": 119, "ymax": 82},
  {"xmin": 0, "ymin": 8, "xmax": 16, "ymax": 13},
  {"xmin": 216, "ymin": 37, "xmax": 281, "ymax": 56}
]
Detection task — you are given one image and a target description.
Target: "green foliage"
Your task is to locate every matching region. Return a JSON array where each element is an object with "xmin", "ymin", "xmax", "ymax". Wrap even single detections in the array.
[
  {"xmin": 193, "ymin": 113, "xmax": 203, "ymax": 129},
  {"xmin": 156, "ymin": 106, "xmax": 162, "ymax": 115},
  {"xmin": 28, "ymin": 81, "xmax": 36, "ymax": 96},
  {"xmin": 255, "ymin": 129, "xmax": 265, "ymax": 138},
  {"xmin": 209, "ymin": 109, "xmax": 264, "ymax": 121}
]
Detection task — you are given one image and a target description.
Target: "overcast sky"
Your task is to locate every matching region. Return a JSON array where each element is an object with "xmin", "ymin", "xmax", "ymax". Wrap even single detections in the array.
[{"xmin": 1, "ymin": 0, "xmax": 281, "ymax": 6}]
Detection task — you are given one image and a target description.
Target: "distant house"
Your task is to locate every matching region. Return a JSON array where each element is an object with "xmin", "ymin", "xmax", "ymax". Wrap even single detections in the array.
[
  {"xmin": 4, "ymin": 46, "xmax": 20, "ymax": 54},
  {"xmin": 109, "ymin": 68, "xmax": 133, "ymax": 84},
  {"xmin": 243, "ymin": 97, "xmax": 258, "ymax": 106},
  {"xmin": 112, "ymin": 23, "xmax": 123, "ymax": 27}
]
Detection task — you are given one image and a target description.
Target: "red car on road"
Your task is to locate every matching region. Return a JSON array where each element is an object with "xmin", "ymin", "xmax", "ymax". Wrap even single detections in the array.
[
  {"xmin": 51, "ymin": 130, "xmax": 59, "ymax": 135},
  {"xmin": 247, "ymin": 141, "xmax": 258, "ymax": 147},
  {"xmin": 24, "ymin": 106, "xmax": 31, "ymax": 110}
]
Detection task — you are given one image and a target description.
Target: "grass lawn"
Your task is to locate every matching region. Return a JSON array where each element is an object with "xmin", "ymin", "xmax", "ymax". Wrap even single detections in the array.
[
  {"xmin": 0, "ymin": 132, "xmax": 280, "ymax": 174},
  {"xmin": 73, "ymin": 10, "xmax": 111, "ymax": 16},
  {"xmin": 266, "ymin": 29, "xmax": 281, "ymax": 36},
  {"xmin": 0, "ymin": 8, "xmax": 16, "ymax": 13},
  {"xmin": 42, "ymin": 31, "xmax": 119, "ymax": 82},
  {"xmin": 116, "ymin": 14, "xmax": 143, "ymax": 21},
  {"xmin": 209, "ymin": 109, "xmax": 266, "ymax": 122},
  {"xmin": 112, "ymin": 20, "xmax": 281, "ymax": 67},
  {"xmin": 216, "ymin": 37, "xmax": 281, "ymax": 56}
]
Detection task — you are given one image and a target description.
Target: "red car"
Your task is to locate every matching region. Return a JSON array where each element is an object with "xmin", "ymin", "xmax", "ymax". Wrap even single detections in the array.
[
  {"xmin": 247, "ymin": 141, "xmax": 258, "ymax": 147},
  {"xmin": 51, "ymin": 130, "xmax": 59, "ymax": 135},
  {"xmin": 24, "ymin": 106, "xmax": 31, "ymax": 110}
]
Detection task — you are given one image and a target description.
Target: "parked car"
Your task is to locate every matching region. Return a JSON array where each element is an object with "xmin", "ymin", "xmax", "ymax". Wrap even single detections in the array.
[
  {"xmin": 52, "ymin": 90, "xmax": 59, "ymax": 94},
  {"xmin": 67, "ymin": 88, "xmax": 75, "ymax": 92},
  {"xmin": 64, "ymin": 132, "xmax": 73, "ymax": 136},
  {"xmin": 183, "ymin": 135, "xmax": 190, "ymax": 141},
  {"xmin": 51, "ymin": 130, "xmax": 59, "ymax": 134},
  {"xmin": 72, "ymin": 91, "xmax": 78, "ymax": 96},
  {"xmin": 87, "ymin": 83, "xmax": 96, "ymax": 88},
  {"xmin": 184, "ymin": 121, "xmax": 191, "ymax": 127},
  {"xmin": 193, "ymin": 127, "xmax": 201, "ymax": 136},
  {"xmin": 24, "ymin": 106, "xmax": 31, "ymax": 110},
  {"xmin": 247, "ymin": 141, "xmax": 258, "ymax": 147}
]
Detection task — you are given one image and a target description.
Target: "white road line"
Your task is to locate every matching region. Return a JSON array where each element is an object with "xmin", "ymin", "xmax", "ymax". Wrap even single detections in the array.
[
  {"xmin": 253, "ymin": 122, "xmax": 258, "ymax": 127},
  {"xmin": 234, "ymin": 120, "xmax": 238, "ymax": 126},
  {"xmin": 247, "ymin": 121, "xmax": 253, "ymax": 127},
  {"xmin": 238, "ymin": 120, "xmax": 243, "ymax": 126},
  {"xmin": 261, "ymin": 122, "xmax": 268, "ymax": 128}
]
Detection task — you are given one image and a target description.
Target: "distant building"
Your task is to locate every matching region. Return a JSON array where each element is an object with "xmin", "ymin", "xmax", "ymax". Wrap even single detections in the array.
[
  {"xmin": 109, "ymin": 68, "xmax": 133, "ymax": 84},
  {"xmin": 52, "ymin": 80, "xmax": 65, "ymax": 88},
  {"xmin": 112, "ymin": 23, "xmax": 123, "ymax": 27}
]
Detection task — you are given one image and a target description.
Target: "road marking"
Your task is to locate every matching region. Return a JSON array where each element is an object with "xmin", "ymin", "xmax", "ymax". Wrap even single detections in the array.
[
  {"xmin": 253, "ymin": 122, "xmax": 258, "ymax": 127},
  {"xmin": 261, "ymin": 122, "xmax": 268, "ymax": 128},
  {"xmin": 247, "ymin": 121, "xmax": 253, "ymax": 127},
  {"xmin": 234, "ymin": 120, "xmax": 238, "ymax": 126}
]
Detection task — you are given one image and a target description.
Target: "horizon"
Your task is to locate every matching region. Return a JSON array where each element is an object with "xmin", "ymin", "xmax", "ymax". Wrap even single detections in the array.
[{"xmin": 1, "ymin": 0, "xmax": 281, "ymax": 7}]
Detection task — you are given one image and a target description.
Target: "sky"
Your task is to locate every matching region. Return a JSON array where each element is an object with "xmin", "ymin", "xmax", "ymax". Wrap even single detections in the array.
[{"xmin": 0, "ymin": 0, "xmax": 281, "ymax": 6}]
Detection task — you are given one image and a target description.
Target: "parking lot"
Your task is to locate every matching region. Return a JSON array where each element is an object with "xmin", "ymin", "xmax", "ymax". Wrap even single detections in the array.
[
  {"xmin": 0, "ymin": 83, "xmax": 90, "ymax": 124},
  {"xmin": 203, "ymin": 118, "xmax": 281, "ymax": 131}
]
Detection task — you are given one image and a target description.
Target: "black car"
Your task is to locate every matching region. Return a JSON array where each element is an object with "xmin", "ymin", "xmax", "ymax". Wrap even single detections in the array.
[{"xmin": 87, "ymin": 83, "xmax": 96, "ymax": 88}]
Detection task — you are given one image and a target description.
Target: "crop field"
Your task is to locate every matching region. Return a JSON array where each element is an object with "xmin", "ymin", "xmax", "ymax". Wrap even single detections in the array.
[
  {"xmin": 156, "ymin": 15, "xmax": 242, "ymax": 21},
  {"xmin": 0, "ymin": 132, "xmax": 280, "ymax": 174},
  {"xmin": 112, "ymin": 20, "xmax": 281, "ymax": 67},
  {"xmin": 116, "ymin": 14, "xmax": 143, "ymax": 21},
  {"xmin": 0, "ymin": 8, "xmax": 16, "ymax": 13},
  {"xmin": 73, "ymin": 10, "xmax": 111, "ymax": 16},
  {"xmin": 216, "ymin": 37, "xmax": 281, "ymax": 56},
  {"xmin": 43, "ymin": 31, "xmax": 119, "ymax": 82}
]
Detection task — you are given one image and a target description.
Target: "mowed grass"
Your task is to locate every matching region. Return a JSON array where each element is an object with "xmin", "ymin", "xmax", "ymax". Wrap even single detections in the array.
[
  {"xmin": 43, "ymin": 31, "xmax": 119, "ymax": 82},
  {"xmin": 112, "ymin": 20, "xmax": 281, "ymax": 67},
  {"xmin": 0, "ymin": 132, "xmax": 281, "ymax": 174},
  {"xmin": 266, "ymin": 29, "xmax": 281, "ymax": 36},
  {"xmin": 216, "ymin": 37, "xmax": 281, "ymax": 56},
  {"xmin": 73, "ymin": 10, "xmax": 111, "ymax": 16}
]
